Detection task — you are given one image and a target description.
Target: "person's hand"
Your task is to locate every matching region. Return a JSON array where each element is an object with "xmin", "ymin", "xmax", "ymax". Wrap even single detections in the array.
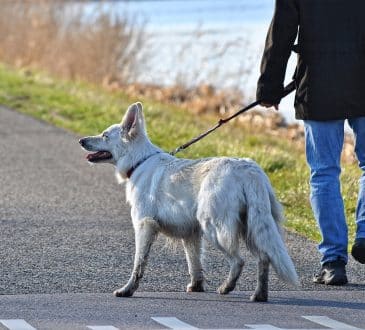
[{"xmin": 260, "ymin": 102, "xmax": 279, "ymax": 111}]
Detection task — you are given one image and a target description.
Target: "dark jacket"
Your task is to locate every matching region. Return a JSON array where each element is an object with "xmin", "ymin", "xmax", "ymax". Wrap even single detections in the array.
[{"xmin": 257, "ymin": 0, "xmax": 365, "ymax": 121}]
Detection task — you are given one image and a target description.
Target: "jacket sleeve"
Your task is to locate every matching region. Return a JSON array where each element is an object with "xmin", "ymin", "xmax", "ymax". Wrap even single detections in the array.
[{"xmin": 256, "ymin": 0, "xmax": 299, "ymax": 104}]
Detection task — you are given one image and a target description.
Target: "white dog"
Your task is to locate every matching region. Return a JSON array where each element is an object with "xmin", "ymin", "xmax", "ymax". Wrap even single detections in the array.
[{"xmin": 79, "ymin": 102, "xmax": 299, "ymax": 301}]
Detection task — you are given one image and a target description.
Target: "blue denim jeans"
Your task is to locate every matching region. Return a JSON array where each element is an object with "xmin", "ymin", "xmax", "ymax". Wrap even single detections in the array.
[{"xmin": 304, "ymin": 117, "xmax": 365, "ymax": 265}]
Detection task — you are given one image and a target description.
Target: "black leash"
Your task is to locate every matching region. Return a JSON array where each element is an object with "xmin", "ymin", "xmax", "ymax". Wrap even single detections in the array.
[{"xmin": 170, "ymin": 81, "xmax": 296, "ymax": 156}]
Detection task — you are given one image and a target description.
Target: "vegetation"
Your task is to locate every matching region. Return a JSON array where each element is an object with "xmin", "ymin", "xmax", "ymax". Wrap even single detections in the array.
[
  {"xmin": 0, "ymin": 0, "xmax": 253, "ymax": 117},
  {"xmin": 0, "ymin": 63, "xmax": 361, "ymax": 247},
  {"xmin": 0, "ymin": 1, "xmax": 145, "ymax": 85}
]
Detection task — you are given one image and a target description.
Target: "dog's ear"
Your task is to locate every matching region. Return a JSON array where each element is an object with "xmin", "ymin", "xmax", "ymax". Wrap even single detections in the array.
[{"xmin": 121, "ymin": 102, "xmax": 145, "ymax": 138}]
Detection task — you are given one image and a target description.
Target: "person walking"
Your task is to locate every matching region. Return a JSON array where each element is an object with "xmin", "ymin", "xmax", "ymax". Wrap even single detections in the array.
[{"xmin": 257, "ymin": 0, "xmax": 365, "ymax": 285}]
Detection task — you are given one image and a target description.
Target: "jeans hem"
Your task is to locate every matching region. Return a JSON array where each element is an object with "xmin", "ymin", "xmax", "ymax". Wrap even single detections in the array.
[{"xmin": 321, "ymin": 256, "xmax": 348, "ymax": 265}]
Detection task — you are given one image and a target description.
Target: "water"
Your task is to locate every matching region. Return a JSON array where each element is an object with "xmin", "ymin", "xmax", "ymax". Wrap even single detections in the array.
[
  {"xmin": 92, "ymin": 0, "xmax": 298, "ymax": 122},
  {"xmin": 122, "ymin": 0, "xmax": 273, "ymax": 26}
]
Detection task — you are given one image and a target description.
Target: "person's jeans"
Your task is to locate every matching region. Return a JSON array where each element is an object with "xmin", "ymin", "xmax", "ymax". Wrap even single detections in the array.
[{"xmin": 304, "ymin": 117, "xmax": 365, "ymax": 265}]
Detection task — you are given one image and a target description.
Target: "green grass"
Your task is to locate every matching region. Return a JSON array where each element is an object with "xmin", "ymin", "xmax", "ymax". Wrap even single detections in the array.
[{"xmin": 0, "ymin": 63, "xmax": 360, "ymax": 246}]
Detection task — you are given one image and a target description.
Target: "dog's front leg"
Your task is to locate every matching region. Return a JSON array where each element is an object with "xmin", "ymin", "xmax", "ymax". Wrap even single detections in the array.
[
  {"xmin": 114, "ymin": 217, "xmax": 158, "ymax": 297},
  {"xmin": 182, "ymin": 236, "xmax": 205, "ymax": 292}
]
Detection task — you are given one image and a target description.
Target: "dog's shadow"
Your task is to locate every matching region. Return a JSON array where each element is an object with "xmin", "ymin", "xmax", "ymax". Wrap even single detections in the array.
[{"xmin": 132, "ymin": 284, "xmax": 365, "ymax": 310}]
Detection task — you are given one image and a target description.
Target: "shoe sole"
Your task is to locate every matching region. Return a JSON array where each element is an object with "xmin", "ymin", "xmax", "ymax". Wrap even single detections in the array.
[
  {"xmin": 313, "ymin": 276, "xmax": 348, "ymax": 286},
  {"xmin": 324, "ymin": 278, "xmax": 348, "ymax": 285},
  {"xmin": 313, "ymin": 279, "xmax": 348, "ymax": 286}
]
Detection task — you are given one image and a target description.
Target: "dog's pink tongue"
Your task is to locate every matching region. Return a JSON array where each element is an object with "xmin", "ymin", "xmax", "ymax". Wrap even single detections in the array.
[
  {"xmin": 86, "ymin": 151, "xmax": 112, "ymax": 162},
  {"xmin": 86, "ymin": 151, "xmax": 102, "ymax": 161}
]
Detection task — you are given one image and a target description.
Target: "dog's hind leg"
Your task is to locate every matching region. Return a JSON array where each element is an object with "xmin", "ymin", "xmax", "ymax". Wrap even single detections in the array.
[
  {"xmin": 114, "ymin": 217, "xmax": 158, "ymax": 297},
  {"xmin": 202, "ymin": 221, "xmax": 244, "ymax": 295},
  {"xmin": 217, "ymin": 246, "xmax": 244, "ymax": 295},
  {"xmin": 212, "ymin": 223, "xmax": 244, "ymax": 294},
  {"xmin": 250, "ymin": 256, "xmax": 269, "ymax": 302},
  {"xmin": 182, "ymin": 236, "xmax": 205, "ymax": 292}
]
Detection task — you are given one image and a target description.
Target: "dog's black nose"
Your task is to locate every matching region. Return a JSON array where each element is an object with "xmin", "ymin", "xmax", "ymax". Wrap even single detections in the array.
[{"xmin": 79, "ymin": 138, "xmax": 86, "ymax": 147}]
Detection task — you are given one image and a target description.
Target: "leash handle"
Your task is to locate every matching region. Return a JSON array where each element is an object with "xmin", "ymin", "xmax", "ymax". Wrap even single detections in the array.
[{"xmin": 170, "ymin": 81, "xmax": 296, "ymax": 156}]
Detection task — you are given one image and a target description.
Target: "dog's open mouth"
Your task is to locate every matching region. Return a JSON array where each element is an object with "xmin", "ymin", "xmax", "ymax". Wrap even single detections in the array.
[{"xmin": 86, "ymin": 151, "xmax": 113, "ymax": 163}]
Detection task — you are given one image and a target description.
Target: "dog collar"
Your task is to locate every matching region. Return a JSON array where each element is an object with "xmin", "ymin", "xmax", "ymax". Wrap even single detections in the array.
[{"xmin": 126, "ymin": 152, "xmax": 162, "ymax": 179}]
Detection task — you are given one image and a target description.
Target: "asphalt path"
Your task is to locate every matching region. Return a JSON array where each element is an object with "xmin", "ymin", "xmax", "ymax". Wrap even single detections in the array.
[
  {"xmin": 0, "ymin": 291, "xmax": 364, "ymax": 329},
  {"xmin": 0, "ymin": 106, "xmax": 364, "ymax": 329}
]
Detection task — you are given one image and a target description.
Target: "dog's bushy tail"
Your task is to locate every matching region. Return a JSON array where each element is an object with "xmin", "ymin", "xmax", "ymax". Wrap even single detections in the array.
[{"xmin": 243, "ymin": 171, "xmax": 299, "ymax": 286}]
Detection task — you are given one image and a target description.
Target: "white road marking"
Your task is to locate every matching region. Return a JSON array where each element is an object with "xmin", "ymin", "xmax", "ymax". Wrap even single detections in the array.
[
  {"xmin": 152, "ymin": 317, "xmax": 199, "ymax": 329},
  {"xmin": 87, "ymin": 326, "xmax": 120, "ymax": 330},
  {"xmin": 0, "ymin": 316, "xmax": 362, "ymax": 330},
  {"xmin": 303, "ymin": 316, "xmax": 362, "ymax": 330},
  {"xmin": 152, "ymin": 316, "xmax": 363, "ymax": 330},
  {"xmin": 245, "ymin": 325, "xmax": 282, "ymax": 329},
  {"xmin": 0, "ymin": 319, "xmax": 37, "ymax": 330}
]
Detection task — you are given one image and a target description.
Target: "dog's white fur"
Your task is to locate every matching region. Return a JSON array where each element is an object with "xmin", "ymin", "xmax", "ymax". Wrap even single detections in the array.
[{"xmin": 79, "ymin": 102, "xmax": 299, "ymax": 301}]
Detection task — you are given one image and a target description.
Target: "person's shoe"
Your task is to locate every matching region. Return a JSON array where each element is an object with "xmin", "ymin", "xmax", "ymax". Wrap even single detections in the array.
[
  {"xmin": 351, "ymin": 238, "xmax": 365, "ymax": 264},
  {"xmin": 313, "ymin": 260, "xmax": 348, "ymax": 285}
]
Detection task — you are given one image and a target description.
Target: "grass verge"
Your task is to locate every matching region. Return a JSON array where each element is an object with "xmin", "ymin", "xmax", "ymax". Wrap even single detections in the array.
[{"xmin": 0, "ymin": 63, "xmax": 360, "ymax": 246}]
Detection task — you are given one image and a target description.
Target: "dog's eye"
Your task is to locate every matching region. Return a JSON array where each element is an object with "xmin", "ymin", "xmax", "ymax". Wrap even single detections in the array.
[{"xmin": 102, "ymin": 133, "xmax": 109, "ymax": 140}]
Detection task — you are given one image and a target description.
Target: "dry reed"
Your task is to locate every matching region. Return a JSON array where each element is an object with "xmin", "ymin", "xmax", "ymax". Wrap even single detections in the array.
[{"xmin": 0, "ymin": 0, "xmax": 146, "ymax": 84}]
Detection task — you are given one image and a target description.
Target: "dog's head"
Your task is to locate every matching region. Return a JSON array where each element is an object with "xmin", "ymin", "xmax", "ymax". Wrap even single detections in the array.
[{"xmin": 79, "ymin": 102, "xmax": 148, "ymax": 166}]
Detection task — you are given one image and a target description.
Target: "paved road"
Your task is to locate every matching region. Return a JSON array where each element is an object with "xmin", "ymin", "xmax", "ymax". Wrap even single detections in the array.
[
  {"xmin": 0, "ymin": 106, "xmax": 364, "ymax": 329},
  {"xmin": 0, "ymin": 292, "xmax": 364, "ymax": 330}
]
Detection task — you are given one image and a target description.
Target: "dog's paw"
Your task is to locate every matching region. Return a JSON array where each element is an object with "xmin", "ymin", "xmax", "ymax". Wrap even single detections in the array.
[
  {"xmin": 113, "ymin": 287, "xmax": 135, "ymax": 298},
  {"xmin": 217, "ymin": 284, "xmax": 234, "ymax": 295},
  {"xmin": 250, "ymin": 292, "xmax": 268, "ymax": 302},
  {"xmin": 186, "ymin": 280, "xmax": 204, "ymax": 293}
]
